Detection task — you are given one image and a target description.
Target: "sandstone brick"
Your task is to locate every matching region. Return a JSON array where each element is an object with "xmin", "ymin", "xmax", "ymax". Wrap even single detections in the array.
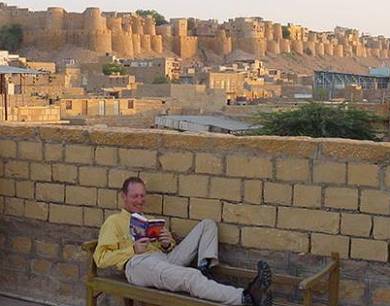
[
  {"xmin": 97, "ymin": 188, "xmax": 118, "ymax": 209},
  {"xmin": 83, "ymin": 207, "xmax": 104, "ymax": 227},
  {"xmin": 65, "ymin": 145, "xmax": 94, "ymax": 164},
  {"xmin": 141, "ymin": 172, "xmax": 177, "ymax": 193},
  {"xmin": 189, "ymin": 198, "xmax": 221, "ymax": 221},
  {"xmin": 159, "ymin": 152, "xmax": 193, "ymax": 172},
  {"xmin": 341, "ymin": 213, "xmax": 371, "ymax": 237},
  {"xmin": 52, "ymin": 163, "xmax": 78, "ymax": 183},
  {"xmin": 66, "ymin": 185, "xmax": 97, "ymax": 206},
  {"xmin": 241, "ymin": 227, "xmax": 309, "ymax": 252},
  {"xmin": 372, "ymin": 287, "xmax": 390, "ymax": 305},
  {"xmin": 4, "ymin": 197, "xmax": 24, "ymax": 216},
  {"xmin": 95, "ymin": 146, "xmax": 118, "ymax": 166},
  {"xmin": 385, "ymin": 167, "xmax": 390, "ymax": 189},
  {"xmin": 36, "ymin": 240, "xmax": 59, "ymax": 258},
  {"xmin": 144, "ymin": 194, "xmax": 163, "ymax": 214},
  {"xmin": 210, "ymin": 177, "xmax": 241, "ymax": 201},
  {"xmin": 276, "ymin": 159, "xmax": 310, "ymax": 182},
  {"xmin": 0, "ymin": 140, "xmax": 16, "ymax": 158},
  {"xmin": 195, "ymin": 153, "xmax": 223, "ymax": 175},
  {"xmin": 18, "ymin": 141, "xmax": 42, "ymax": 161},
  {"xmin": 324, "ymin": 187, "xmax": 358, "ymax": 210},
  {"xmin": 226, "ymin": 155, "xmax": 272, "ymax": 178},
  {"xmin": 44, "ymin": 143, "xmax": 63, "ymax": 161},
  {"xmin": 339, "ymin": 280, "xmax": 366, "ymax": 304},
  {"xmin": 30, "ymin": 163, "xmax": 52, "ymax": 181},
  {"xmin": 243, "ymin": 180, "xmax": 262, "ymax": 204},
  {"xmin": 0, "ymin": 161, "xmax": 3, "ymax": 177},
  {"xmin": 49, "ymin": 204, "xmax": 83, "ymax": 225},
  {"xmin": 348, "ymin": 163, "xmax": 379, "ymax": 187},
  {"xmin": 373, "ymin": 217, "xmax": 390, "ymax": 240},
  {"xmin": 278, "ymin": 207, "xmax": 340, "ymax": 234},
  {"xmin": 219, "ymin": 223, "xmax": 240, "ymax": 245},
  {"xmin": 163, "ymin": 196, "xmax": 188, "ymax": 218},
  {"xmin": 361, "ymin": 190, "xmax": 390, "ymax": 215},
  {"xmin": 178, "ymin": 174, "xmax": 208, "ymax": 197},
  {"xmin": 36, "ymin": 183, "xmax": 64, "ymax": 202},
  {"xmin": 79, "ymin": 166, "xmax": 107, "ymax": 187},
  {"xmin": 313, "ymin": 161, "xmax": 346, "ymax": 184},
  {"xmin": 63, "ymin": 244, "xmax": 85, "ymax": 261},
  {"xmin": 311, "ymin": 233, "xmax": 349, "ymax": 258},
  {"xmin": 108, "ymin": 169, "xmax": 138, "ymax": 188},
  {"xmin": 12, "ymin": 236, "xmax": 32, "ymax": 254},
  {"xmin": 55, "ymin": 263, "xmax": 79, "ymax": 279},
  {"xmin": 293, "ymin": 185, "xmax": 321, "ymax": 208},
  {"xmin": 119, "ymin": 149, "xmax": 157, "ymax": 169},
  {"xmin": 264, "ymin": 182, "xmax": 292, "ymax": 205},
  {"xmin": 104, "ymin": 209, "xmax": 121, "ymax": 220},
  {"xmin": 0, "ymin": 178, "xmax": 15, "ymax": 196},
  {"xmin": 351, "ymin": 238, "xmax": 388, "ymax": 262},
  {"xmin": 16, "ymin": 180, "xmax": 34, "ymax": 199},
  {"xmin": 0, "ymin": 197, "xmax": 3, "ymax": 215},
  {"xmin": 223, "ymin": 203, "xmax": 275, "ymax": 226},
  {"xmin": 171, "ymin": 218, "xmax": 198, "ymax": 238},
  {"xmin": 25, "ymin": 200, "xmax": 48, "ymax": 221},
  {"xmin": 5, "ymin": 160, "xmax": 29, "ymax": 178},
  {"xmin": 31, "ymin": 259, "xmax": 52, "ymax": 274}
]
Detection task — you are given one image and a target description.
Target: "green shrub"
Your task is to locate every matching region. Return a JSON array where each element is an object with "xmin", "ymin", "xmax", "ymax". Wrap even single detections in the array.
[
  {"xmin": 250, "ymin": 103, "xmax": 381, "ymax": 141},
  {"xmin": 102, "ymin": 62, "xmax": 126, "ymax": 76},
  {"xmin": 152, "ymin": 75, "xmax": 170, "ymax": 84},
  {"xmin": 0, "ymin": 24, "xmax": 23, "ymax": 51},
  {"xmin": 136, "ymin": 9, "xmax": 168, "ymax": 26}
]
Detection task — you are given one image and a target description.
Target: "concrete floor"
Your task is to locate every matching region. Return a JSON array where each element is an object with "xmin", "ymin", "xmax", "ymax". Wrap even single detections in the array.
[{"xmin": 0, "ymin": 295, "xmax": 46, "ymax": 306}]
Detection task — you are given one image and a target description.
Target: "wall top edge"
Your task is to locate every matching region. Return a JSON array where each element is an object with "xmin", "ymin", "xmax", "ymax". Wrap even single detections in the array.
[{"xmin": 0, "ymin": 123, "xmax": 389, "ymax": 161}]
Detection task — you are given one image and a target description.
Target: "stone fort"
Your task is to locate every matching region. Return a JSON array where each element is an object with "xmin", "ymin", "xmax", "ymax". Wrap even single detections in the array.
[{"xmin": 0, "ymin": 2, "xmax": 390, "ymax": 60}]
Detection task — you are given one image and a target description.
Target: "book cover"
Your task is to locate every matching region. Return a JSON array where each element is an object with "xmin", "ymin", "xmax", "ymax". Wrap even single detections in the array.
[{"xmin": 130, "ymin": 213, "xmax": 166, "ymax": 241}]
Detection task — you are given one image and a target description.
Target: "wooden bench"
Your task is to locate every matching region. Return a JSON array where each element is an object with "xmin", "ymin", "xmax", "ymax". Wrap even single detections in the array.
[{"xmin": 82, "ymin": 240, "xmax": 340, "ymax": 306}]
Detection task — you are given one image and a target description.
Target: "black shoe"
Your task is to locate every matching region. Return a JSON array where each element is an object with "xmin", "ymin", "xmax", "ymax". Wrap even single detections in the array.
[
  {"xmin": 198, "ymin": 265, "xmax": 214, "ymax": 280},
  {"xmin": 243, "ymin": 261, "xmax": 272, "ymax": 306}
]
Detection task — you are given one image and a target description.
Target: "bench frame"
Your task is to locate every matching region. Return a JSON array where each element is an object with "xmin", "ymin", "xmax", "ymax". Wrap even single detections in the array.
[{"xmin": 82, "ymin": 240, "xmax": 340, "ymax": 306}]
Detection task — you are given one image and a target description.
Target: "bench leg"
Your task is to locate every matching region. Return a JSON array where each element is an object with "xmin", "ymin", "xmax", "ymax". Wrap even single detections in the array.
[
  {"xmin": 87, "ymin": 287, "xmax": 97, "ymax": 306},
  {"xmin": 123, "ymin": 298, "xmax": 134, "ymax": 306}
]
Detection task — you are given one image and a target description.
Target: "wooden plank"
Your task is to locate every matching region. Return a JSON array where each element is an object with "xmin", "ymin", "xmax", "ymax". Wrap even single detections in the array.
[
  {"xmin": 88, "ymin": 278, "xmax": 224, "ymax": 306},
  {"xmin": 299, "ymin": 261, "xmax": 337, "ymax": 290}
]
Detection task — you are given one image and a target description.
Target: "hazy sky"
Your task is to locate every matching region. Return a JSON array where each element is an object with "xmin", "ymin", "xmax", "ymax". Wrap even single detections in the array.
[{"xmin": 7, "ymin": 0, "xmax": 390, "ymax": 37}]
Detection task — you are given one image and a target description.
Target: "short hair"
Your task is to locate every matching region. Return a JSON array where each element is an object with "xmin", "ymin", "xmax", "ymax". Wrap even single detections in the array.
[{"xmin": 121, "ymin": 177, "xmax": 145, "ymax": 194}]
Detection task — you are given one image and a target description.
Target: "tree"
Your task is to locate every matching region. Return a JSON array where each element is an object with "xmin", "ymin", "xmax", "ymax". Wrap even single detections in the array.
[
  {"xmin": 102, "ymin": 62, "xmax": 126, "ymax": 76},
  {"xmin": 0, "ymin": 24, "xmax": 23, "ymax": 52},
  {"xmin": 136, "ymin": 9, "xmax": 168, "ymax": 26},
  {"xmin": 282, "ymin": 26, "xmax": 290, "ymax": 39},
  {"xmin": 249, "ymin": 103, "xmax": 381, "ymax": 141}
]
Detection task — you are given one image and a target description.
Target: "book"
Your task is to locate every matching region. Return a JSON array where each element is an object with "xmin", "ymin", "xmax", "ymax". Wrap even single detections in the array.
[{"xmin": 130, "ymin": 213, "xmax": 166, "ymax": 241}]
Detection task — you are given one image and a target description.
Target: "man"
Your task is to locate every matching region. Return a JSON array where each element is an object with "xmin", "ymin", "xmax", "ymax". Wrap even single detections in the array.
[{"xmin": 94, "ymin": 176, "xmax": 272, "ymax": 306}]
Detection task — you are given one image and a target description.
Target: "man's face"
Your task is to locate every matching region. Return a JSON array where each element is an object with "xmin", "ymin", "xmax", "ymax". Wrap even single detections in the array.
[{"xmin": 122, "ymin": 183, "xmax": 146, "ymax": 213}]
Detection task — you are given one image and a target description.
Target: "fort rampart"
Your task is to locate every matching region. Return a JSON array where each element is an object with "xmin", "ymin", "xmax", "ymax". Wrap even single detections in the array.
[{"xmin": 0, "ymin": 124, "xmax": 390, "ymax": 305}]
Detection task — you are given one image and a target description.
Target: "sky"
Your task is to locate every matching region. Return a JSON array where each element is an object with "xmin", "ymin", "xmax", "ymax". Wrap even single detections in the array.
[{"xmin": 6, "ymin": 0, "xmax": 390, "ymax": 37}]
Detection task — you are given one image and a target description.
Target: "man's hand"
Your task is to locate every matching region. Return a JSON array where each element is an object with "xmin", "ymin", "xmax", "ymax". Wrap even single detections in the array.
[
  {"xmin": 133, "ymin": 237, "xmax": 150, "ymax": 254},
  {"xmin": 159, "ymin": 228, "xmax": 173, "ymax": 249}
]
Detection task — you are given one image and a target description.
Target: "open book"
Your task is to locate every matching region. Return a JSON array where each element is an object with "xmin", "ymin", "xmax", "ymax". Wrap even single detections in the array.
[{"xmin": 130, "ymin": 213, "xmax": 166, "ymax": 241}]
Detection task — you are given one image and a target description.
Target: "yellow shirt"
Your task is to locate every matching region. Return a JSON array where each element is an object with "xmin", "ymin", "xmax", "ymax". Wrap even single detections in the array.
[{"xmin": 93, "ymin": 209, "xmax": 175, "ymax": 270}]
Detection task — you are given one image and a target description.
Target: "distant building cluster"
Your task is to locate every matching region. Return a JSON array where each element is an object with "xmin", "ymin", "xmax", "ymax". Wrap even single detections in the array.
[{"xmin": 1, "ymin": 3, "xmax": 390, "ymax": 59}]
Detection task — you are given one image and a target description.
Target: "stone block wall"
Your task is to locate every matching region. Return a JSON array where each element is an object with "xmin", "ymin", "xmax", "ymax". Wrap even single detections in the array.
[{"xmin": 0, "ymin": 124, "xmax": 390, "ymax": 305}]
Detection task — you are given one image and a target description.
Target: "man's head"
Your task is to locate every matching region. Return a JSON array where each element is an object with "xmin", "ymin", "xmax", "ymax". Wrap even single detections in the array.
[{"xmin": 121, "ymin": 177, "xmax": 146, "ymax": 213}]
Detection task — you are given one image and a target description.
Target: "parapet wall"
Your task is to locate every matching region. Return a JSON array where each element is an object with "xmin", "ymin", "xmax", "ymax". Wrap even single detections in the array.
[{"xmin": 0, "ymin": 124, "xmax": 390, "ymax": 305}]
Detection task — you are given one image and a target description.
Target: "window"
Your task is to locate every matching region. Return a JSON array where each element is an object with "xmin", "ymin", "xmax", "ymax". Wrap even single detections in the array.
[
  {"xmin": 128, "ymin": 100, "xmax": 134, "ymax": 109},
  {"xmin": 65, "ymin": 100, "xmax": 72, "ymax": 110}
]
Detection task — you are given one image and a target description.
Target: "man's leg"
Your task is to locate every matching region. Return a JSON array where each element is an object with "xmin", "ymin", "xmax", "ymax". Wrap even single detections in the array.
[
  {"xmin": 125, "ymin": 252, "xmax": 244, "ymax": 305},
  {"xmin": 167, "ymin": 219, "xmax": 218, "ymax": 267}
]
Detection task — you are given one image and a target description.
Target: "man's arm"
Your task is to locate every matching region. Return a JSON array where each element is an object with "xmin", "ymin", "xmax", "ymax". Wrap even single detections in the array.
[{"xmin": 93, "ymin": 219, "xmax": 135, "ymax": 270}]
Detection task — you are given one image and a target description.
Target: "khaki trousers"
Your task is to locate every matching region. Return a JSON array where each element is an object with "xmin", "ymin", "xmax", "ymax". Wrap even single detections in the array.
[{"xmin": 125, "ymin": 219, "xmax": 244, "ymax": 305}]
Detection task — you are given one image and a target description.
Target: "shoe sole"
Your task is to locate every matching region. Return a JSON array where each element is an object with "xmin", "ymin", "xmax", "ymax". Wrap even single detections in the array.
[
  {"xmin": 262, "ymin": 290, "xmax": 273, "ymax": 306},
  {"xmin": 257, "ymin": 261, "xmax": 272, "ymax": 290}
]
